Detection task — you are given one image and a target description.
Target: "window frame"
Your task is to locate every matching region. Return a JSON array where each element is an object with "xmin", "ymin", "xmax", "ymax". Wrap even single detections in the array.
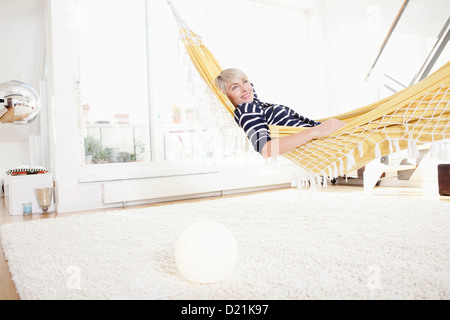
[{"xmin": 75, "ymin": 0, "xmax": 220, "ymax": 182}]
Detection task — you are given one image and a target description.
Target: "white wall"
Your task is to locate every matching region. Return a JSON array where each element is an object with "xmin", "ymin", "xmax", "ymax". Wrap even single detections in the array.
[
  {"xmin": 318, "ymin": 0, "xmax": 449, "ymax": 116},
  {"xmin": 0, "ymin": 0, "xmax": 46, "ymax": 87},
  {"xmin": 318, "ymin": 0, "xmax": 403, "ymax": 116},
  {"xmin": 0, "ymin": 0, "xmax": 47, "ymax": 197}
]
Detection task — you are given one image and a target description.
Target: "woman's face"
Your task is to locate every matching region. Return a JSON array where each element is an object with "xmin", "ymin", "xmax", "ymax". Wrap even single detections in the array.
[{"xmin": 225, "ymin": 78, "xmax": 254, "ymax": 107}]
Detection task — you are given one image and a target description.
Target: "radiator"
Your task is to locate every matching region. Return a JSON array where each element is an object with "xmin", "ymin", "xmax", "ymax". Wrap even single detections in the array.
[{"xmin": 102, "ymin": 170, "xmax": 293, "ymax": 204}]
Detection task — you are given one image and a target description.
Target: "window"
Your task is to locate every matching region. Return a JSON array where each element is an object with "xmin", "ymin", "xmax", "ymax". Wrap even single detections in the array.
[
  {"xmin": 77, "ymin": 0, "xmax": 150, "ymax": 165},
  {"xmin": 76, "ymin": 0, "xmax": 312, "ymax": 181}
]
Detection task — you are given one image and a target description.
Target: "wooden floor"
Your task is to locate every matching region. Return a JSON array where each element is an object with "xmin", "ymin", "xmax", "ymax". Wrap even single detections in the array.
[{"xmin": 1, "ymin": 184, "xmax": 448, "ymax": 300}]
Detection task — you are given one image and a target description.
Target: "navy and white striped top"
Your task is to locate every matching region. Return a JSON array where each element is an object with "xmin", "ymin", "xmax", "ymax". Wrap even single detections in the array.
[{"xmin": 234, "ymin": 89, "xmax": 320, "ymax": 154}]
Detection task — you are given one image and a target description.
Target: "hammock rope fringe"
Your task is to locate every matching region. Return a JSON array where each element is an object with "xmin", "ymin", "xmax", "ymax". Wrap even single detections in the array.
[{"xmin": 168, "ymin": 0, "xmax": 450, "ymax": 184}]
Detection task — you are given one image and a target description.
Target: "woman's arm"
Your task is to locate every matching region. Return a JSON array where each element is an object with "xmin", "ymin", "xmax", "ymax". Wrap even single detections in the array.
[{"xmin": 261, "ymin": 119, "xmax": 346, "ymax": 159}]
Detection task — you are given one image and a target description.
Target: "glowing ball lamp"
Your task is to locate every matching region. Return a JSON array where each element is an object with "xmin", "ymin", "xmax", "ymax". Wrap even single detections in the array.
[{"xmin": 175, "ymin": 221, "xmax": 238, "ymax": 284}]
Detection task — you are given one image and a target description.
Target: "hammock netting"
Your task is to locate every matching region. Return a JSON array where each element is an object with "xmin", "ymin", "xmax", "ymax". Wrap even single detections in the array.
[{"xmin": 168, "ymin": 1, "xmax": 450, "ymax": 181}]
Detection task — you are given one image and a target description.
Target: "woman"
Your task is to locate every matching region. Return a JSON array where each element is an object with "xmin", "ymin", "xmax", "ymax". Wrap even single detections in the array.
[{"xmin": 215, "ymin": 68, "xmax": 346, "ymax": 159}]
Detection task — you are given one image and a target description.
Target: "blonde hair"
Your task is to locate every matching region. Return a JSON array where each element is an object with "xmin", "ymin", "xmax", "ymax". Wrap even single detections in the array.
[{"xmin": 215, "ymin": 68, "xmax": 249, "ymax": 94}]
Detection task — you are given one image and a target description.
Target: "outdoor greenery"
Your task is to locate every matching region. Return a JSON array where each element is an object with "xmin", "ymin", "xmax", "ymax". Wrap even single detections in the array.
[{"xmin": 84, "ymin": 136, "xmax": 138, "ymax": 164}]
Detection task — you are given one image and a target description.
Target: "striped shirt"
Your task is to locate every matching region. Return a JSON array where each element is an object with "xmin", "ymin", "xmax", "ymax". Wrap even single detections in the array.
[{"xmin": 234, "ymin": 92, "xmax": 320, "ymax": 154}]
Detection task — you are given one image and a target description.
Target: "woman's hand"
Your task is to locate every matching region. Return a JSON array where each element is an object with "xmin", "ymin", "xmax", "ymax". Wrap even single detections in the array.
[
  {"xmin": 309, "ymin": 119, "xmax": 346, "ymax": 139},
  {"xmin": 261, "ymin": 118, "xmax": 346, "ymax": 159}
]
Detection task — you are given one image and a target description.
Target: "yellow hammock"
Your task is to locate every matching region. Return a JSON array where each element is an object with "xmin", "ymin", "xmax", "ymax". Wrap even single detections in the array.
[{"xmin": 168, "ymin": 1, "xmax": 450, "ymax": 178}]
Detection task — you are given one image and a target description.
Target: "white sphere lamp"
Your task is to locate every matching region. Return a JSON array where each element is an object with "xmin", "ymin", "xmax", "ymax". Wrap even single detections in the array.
[{"xmin": 175, "ymin": 221, "xmax": 239, "ymax": 284}]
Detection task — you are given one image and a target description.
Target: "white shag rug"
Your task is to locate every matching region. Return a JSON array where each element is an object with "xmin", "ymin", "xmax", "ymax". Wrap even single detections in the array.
[{"xmin": 1, "ymin": 189, "xmax": 450, "ymax": 300}]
